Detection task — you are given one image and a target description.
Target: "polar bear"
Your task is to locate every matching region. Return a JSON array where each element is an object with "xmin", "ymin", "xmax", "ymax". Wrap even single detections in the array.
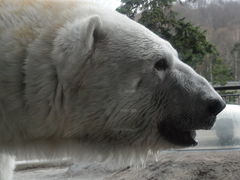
[{"xmin": 0, "ymin": 0, "xmax": 225, "ymax": 179}]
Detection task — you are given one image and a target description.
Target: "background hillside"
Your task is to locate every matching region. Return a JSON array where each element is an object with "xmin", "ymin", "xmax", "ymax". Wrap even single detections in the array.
[{"xmin": 174, "ymin": 0, "xmax": 240, "ymax": 81}]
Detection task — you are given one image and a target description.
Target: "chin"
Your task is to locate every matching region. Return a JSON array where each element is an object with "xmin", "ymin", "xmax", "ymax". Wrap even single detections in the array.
[
  {"xmin": 157, "ymin": 116, "xmax": 217, "ymax": 147},
  {"xmin": 158, "ymin": 122, "xmax": 198, "ymax": 147}
]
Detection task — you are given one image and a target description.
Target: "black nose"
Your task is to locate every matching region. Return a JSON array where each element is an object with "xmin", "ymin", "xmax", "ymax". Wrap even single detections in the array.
[{"xmin": 208, "ymin": 99, "xmax": 226, "ymax": 115}]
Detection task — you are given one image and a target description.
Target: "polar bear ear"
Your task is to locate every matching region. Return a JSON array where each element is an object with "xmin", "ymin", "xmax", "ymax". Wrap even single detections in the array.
[
  {"xmin": 53, "ymin": 15, "xmax": 103, "ymax": 82},
  {"xmin": 54, "ymin": 15, "xmax": 103, "ymax": 57}
]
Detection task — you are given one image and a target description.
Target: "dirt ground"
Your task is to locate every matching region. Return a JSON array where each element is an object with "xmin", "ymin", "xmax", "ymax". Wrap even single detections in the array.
[
  {"xmin": 108, "ymin": 150, "xmax": 240, "ymax": 180},
  {"xmin": 14, "ymin": 150, "xmax": 240, "ymax": 180}
]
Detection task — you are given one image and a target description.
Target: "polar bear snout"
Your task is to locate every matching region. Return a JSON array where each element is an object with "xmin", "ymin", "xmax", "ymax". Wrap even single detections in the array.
[
  {"xmin": 197, "ymin": 96, "xmax": 226, "ymax": 129},
  {"xmin": 207, "ymin": 98, "xmax": 226, "ymax": 116},
  {"xmin": 192, "ymin": 87, "xmax": 226, "ymax": 130},
  {"xmin": 157, "ymin": 69, "xmax": 226, "ymax": 146}
]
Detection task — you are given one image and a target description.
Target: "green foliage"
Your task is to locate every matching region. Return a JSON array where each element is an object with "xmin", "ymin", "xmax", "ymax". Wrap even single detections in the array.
[
  {"xmin": 212, "ymin": 57, "xmax": 233, "ymax": 85},
  {"xmin": 117, "ymin": 0, "xmax": 215, "ymax": 67},
  {"xmin": 230, "ymin": 42, "xmax": 240, "ymax": 80},
  {"xmin": 117, "ymin": 0, "xmax": 232, "ymax": 84},
  {"xmin": 231, "ymin": 42, "xmax": 240, "ymax": 55}
]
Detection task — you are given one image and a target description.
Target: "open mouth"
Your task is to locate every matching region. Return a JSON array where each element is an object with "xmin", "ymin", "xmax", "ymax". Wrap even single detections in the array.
[
  {"xmin": 158, "ymin": 122, "xmax": 198, "ymax": 146},
  {"xmin": 158, "ymin": 115, "xmax": 217, "ymax": 147}
]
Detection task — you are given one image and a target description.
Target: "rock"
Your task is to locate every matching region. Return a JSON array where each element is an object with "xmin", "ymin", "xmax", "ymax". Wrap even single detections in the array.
[
  {"xmin": 106, "ymin": 151, "xmax": 240, "ymax": 180},
  {"xmin": 14, "ymin": 150, "xmax": 240, "ymax": 180}
]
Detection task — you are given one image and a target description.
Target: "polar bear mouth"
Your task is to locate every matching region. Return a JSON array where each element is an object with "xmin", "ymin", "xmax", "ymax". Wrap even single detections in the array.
[{"xmin": 158, "ymin": 122, "xmax": 198, "ymax": 146}]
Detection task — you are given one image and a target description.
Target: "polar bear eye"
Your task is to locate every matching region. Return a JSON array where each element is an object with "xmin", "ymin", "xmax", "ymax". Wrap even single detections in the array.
[{"xmin": 154, "ymin": 58, "xmax": 168, "ymax": 71}]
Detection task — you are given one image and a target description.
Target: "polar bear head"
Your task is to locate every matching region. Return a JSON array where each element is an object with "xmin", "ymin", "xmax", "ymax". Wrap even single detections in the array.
[{"xmin": 53, "ymin": 5, "xmax": 225, "ymax": 150}]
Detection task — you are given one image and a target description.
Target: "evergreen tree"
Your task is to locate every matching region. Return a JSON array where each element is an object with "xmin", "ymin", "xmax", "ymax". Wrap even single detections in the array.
[
  {"xmin": 212, "ymin": 57, "xmax": 233, "ymax": 85},
  {"xmin": 117, "ymin": 0, "xmax": 232, "ymax": 84},
  {"xmin": 231, "ymin": 42, "xmax": 240, "ymax": 80}
]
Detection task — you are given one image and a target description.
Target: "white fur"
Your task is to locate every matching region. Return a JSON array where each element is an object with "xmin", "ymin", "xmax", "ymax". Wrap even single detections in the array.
[
  {"xmin": 0, "ymin": 154, "xmax": 15, "ymax": 180},
  {"xmin": 0, "ymin": 0, "xmax": 224, "ymax": 179}
]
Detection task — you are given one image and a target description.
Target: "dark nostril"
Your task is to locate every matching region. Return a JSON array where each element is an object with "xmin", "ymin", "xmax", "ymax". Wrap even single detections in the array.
[{"xmin": 208, "ymin": 99, "xmax": 226, "ymax": 116}]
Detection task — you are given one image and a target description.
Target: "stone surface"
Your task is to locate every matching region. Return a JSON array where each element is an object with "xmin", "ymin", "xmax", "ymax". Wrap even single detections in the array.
[{"xmin": 14, "ymin": 150, "xmax": 240, "ymax": 180}]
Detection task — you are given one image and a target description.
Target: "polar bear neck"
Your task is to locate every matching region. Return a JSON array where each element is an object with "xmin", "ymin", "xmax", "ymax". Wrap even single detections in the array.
[{"xmin": 0, "ymin": 0, "xmax": 113, "ymax": 141}]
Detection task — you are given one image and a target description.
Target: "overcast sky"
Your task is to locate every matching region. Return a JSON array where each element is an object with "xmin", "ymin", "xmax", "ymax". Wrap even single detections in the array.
[
  {"xmin": 96, "ymin": 0, "xmax": 121, "ymax": 9},
  {"xmin": 110, "ymin": 0, "xmax": 121, "ymax": 8},
  {"xmin": 107, "ymin": 0, "xmax": 240, "ymax": 9}
]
